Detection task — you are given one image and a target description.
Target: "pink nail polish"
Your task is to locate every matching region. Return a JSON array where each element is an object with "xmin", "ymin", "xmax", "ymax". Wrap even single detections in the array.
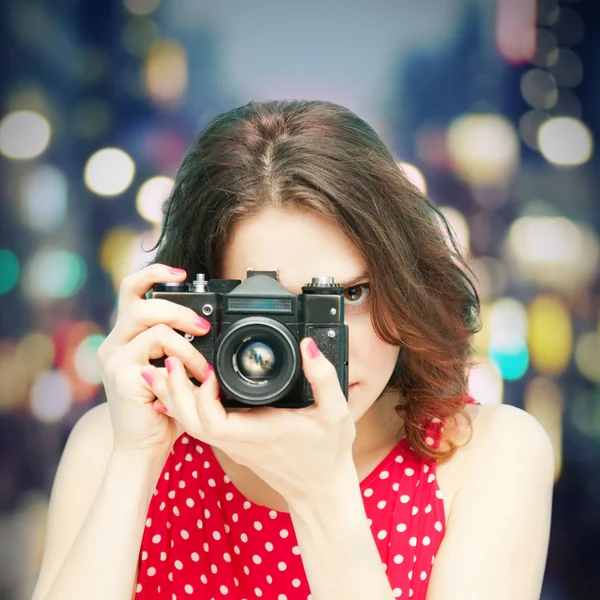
[
  {"xmin": 165, "ymin": 358, "xmax": 174, "ymax": 374},
  {"xmin": 205, "ymin": 364, "xmax": 214, "ymax": 378},
  {"xmin": 155, "ymin": 405, "xmax": 168, "ymax": 414},
  {"xmin": 141, "ymin": 371, "xmax": 154, "ymax": 385},
  {"xmin": 168, "ymin": 267, "xmax": 186, "ymax": 276},
  {"xmin": 195, "ymin": 315, "xmax": 211, "ymax": 329},
  {"xmin": 307, "ymin": 338, "xmax": 321, "ymax": 359}
]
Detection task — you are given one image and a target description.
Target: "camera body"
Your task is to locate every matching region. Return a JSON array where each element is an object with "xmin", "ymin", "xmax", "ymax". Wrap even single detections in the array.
[{"xmin": 147, "ymin": 269, "xmax": 349, "ymax": 408}]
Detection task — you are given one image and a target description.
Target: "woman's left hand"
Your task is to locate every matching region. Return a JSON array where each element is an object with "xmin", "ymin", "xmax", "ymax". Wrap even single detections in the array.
[{"xmin": 145, "ymin": 337, "xmax": 357, "ymax": 505}]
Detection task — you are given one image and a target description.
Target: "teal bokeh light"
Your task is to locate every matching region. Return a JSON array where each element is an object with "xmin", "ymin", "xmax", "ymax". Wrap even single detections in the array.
[
  {"xmin": 0, "ymin": 249, "xmax": 19, "ymax": 295},
  {"xmin": 489, "ymin": 341, "xmax": 530, "ymax": 381}
]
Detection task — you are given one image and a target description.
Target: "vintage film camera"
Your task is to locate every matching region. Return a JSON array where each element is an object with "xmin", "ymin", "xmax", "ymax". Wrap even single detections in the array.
[{"xmin": 147, "ymin": 269, "xmax": 349, "ymax": 408}]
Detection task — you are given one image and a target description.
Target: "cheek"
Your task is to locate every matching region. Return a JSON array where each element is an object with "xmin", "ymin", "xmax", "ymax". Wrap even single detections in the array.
[{"xmin": 348, "ymin": 315, "xmax": 400, "ymax": 389}]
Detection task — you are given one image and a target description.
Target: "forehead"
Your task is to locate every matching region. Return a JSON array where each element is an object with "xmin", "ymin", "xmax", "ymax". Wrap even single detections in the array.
[{"xmin": 221, "ymin": 208, "xmax": 367, "ymax": 293}]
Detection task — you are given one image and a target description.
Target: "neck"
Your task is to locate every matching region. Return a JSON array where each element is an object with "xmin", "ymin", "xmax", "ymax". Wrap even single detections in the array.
[{"xmin": 351, "ymin": 390, "xmax": 405, "ymax": 468}]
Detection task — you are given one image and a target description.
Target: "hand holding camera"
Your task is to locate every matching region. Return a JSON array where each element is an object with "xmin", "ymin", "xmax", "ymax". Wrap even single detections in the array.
[
  {"xmin": 95, "ymin": 264, "xmax": 213, "ymax": 459},
  {"xmin": 138, "ymin": 268, "xmax": 355, "ymax": 503}
]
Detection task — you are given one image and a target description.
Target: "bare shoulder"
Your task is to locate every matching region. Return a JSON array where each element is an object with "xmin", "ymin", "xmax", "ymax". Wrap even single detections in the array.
[
  {"xmin": 31, "ymin": 402, "xmax": 114, "ymax": 600},
  {"xmin": 444, "ymin": 402, "xmax": 554, "ymax": 466},
  {"xmin": 428, "ymin": 403, "xmax": 555, "ymax": 598},
  {"xmin": 436, "ymin": 402, "xmax": 555, "ymax": 520}
]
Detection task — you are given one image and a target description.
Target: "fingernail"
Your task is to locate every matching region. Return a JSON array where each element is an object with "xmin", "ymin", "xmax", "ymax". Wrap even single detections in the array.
[
  {"xmin": 307, "ymin": 338, "xmax": 321, "ymax": 359},
  {"xmin": 195, "ymin": 315, "xmax": 211, "ymax": 329},
  {"xmin": 165, "ymin": 357, "xmax": 174, "ymax": 374},
  {"xmin": 168, "ymin": 267, "xmax": 186, "ymax": 276},
  {"xmin": 205, "ymin": 364, "xmax": 214, "ymax": 378},
  {"xmin": 141, "ymin": 371, "xmax": 155, "ymax": 385},
  {"xmin": 155, "ymin": 405, "xmax": 168, "ymax": 414}
]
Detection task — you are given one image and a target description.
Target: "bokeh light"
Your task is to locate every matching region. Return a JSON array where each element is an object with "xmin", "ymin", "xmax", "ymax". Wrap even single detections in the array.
[
  {"xmin": 398, "ymin": 162, "xmax": 427, "ymax": 194},
  {"xmin": 123, "ymin": 0, "xmax": 161, "ymax": 17},
  {"xmin": 136, "ymin": 175, "xmax": 173, "ymax": 223},
  {"xmin": 528, "ymin": 295, "xmax": 573, "ymax": 376},
  {"xmin": 447, "ymin": 114, "xmax": 520, "ymax": 186},
  {"xmin": 29, "ymin": 370, "xmax": 72, "ymax": 422},
  {"xmin": 15, "ymin": 332, "xmax": 55, "ymax": 386},
  {"xmin": 505, "ymin": 216, "xmax": 599, "ymax": 293},
  {"xmin": 468, "ymin": 356, "xmax": 504, "ymax": 405},
  {"xmin": 439, "ymin": 206, "xmax": 470, "ymax": 252},
  {"xmin": 574, "ymin": 331, "xmax": 600, "ymax": 383},
  {"xmin": 20, "ymin": 164, "xmax": 68, "ymax": 231},
  {"xmin": 84, "ymin": 147, "xmax": 136, "ymax": 197},
  {"xmin": 143, "ymin": 40, "xmax": 188, "ymax": 106},
  {"xmin": 0, "ymin": 110, "xmax": 51, "ymax": 160},
  {"xmin": 23, "ymin": 250, "xmax": 87, "ymax": 301},
  {"xmin": 0, "ymin": 250, "xmax": 19, "ymax": 295},
  {"xmin": 524, "ymin": 377, "xmax": 564, "ymax": 481},
  {"xmin": 538, "ymin": 117, "xmax": 593, "ymax": 166},
  {"xmin": 74, "ymin": 334, "xmax": 106, "ymax": 385},
  {"xmin": 487, "ymin": 297, "xmax": 529, "ymax": 381}
]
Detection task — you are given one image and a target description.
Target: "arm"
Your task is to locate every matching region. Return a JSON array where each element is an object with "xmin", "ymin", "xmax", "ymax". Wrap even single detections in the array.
[
  {"xmin": 426, "ymin": 404, "xmax": 555, "ymax": 600},
  {"xmin": 30, "ymin": 403, "xmax": 166, "ymax": 600},
  {"xmin": 43, "ymin": 450, "xmax": 165, "ymax": 600},
  {"xmin": 288, "ymin": 458, "xmax": 395, "ymax": 600}
]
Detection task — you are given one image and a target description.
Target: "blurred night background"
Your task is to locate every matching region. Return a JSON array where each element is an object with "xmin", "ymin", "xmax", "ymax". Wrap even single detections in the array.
[{"xmin": 0, "ymin": 0, "xmax": 598, "ymax": 598}]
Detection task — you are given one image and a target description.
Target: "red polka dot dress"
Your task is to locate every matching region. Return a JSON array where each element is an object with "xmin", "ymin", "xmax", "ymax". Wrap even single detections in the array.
[{"xmin": 135, "ymin": 403, "xmax": 476, "ymax": 599}]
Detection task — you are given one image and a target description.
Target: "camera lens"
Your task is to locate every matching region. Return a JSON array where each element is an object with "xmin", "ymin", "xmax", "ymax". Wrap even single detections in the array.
[
  {"xmin": 234, "ymin": 338, "xmax": 279, "ymax": 383},
  {"xmin": 214, "ymin": 317, "xmax": 301, "ymax": 405}
]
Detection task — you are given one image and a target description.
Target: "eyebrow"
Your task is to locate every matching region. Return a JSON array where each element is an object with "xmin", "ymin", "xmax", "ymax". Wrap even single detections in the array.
[{"xmin": 336, "ymin": 271, "xmax": 370, "ymax": 288}]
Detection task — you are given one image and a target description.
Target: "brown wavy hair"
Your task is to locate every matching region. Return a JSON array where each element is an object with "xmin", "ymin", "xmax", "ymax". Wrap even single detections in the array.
[{"xmin": 147, "ymin": 99, "xmax": 481, "ymax": 462}]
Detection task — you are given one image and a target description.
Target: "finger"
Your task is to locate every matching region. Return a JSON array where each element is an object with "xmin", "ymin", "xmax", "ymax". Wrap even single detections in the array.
[
  {"xmin": 128, "ymin": 324, "xmax": 210, "ymax": 382},
  {"xmin": 140, "ymin": 368, "xmax": 169, "ymax": 413},
  {"xmin": 189, "ymin": 361, "xmax": 230, "ymax": 440},
  {"xmin": 162, "ymin": 356, "xmax": 206, "ymax": 434},
  {"xmin": 300, "ymin": 337, "xmax": 346, "ymax": 420},
  {"xmin": 117, "ymin": 263, "xmax": 187, "ymax": 315},
  {"xmin": 113, "ymin": 297, "xmax": 211, "ymax": 346}
]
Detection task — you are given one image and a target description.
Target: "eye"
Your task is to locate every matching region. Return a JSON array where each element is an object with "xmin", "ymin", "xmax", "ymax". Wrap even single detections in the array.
[{"xmin": 343, "ymin": 283, "xmax": 371, "ymax": 309}]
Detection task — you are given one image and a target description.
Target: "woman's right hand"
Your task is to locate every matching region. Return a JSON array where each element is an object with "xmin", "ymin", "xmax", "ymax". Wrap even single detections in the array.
[{"xmin": 96, "ymin": 264, "xmax": 212, "ymax": 459}]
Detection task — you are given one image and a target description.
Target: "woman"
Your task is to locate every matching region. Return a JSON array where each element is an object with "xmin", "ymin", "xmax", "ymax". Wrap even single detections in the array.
[{"xmin": 32, "ymin": 100, "xmax": 554, "ymax": 600}]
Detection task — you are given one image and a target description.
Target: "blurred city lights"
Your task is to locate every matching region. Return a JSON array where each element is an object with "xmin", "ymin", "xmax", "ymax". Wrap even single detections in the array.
[
  {"xmin": 468, "ymin": 356, "xmax": 504, "ymax": 405},
  {"xmin": 495, "ymin": 0, "xmax": 536, "ymax": 65},
  {"xmin": 123, "ymin": 0, "xmax": 161, "ymax": 17},
  {"xmin": 524, "ymin": 377, "xmax": 564, "ymax": 482},
  {"xmin": 528, "ymin": 295, "xmax": 573, "ymax": 376},
  {"xmin": 0, "ymin": 110, "xmax": 51, "ymax": 160},
  {"xmin": 549, "ymin": 48, "xmax": 584, "ymax": 89},
  {"xmin": 0, "ymin": 250, "xmax": 19, "ymax": 295},
  {"xmin": 20, "ymin": 165, "xmax": 68, "ymax": 231},
  {"xmin": 23, "ymin": 250, "xmax": 87, "ymax": 301},
  {"xmin": 100, "ymin": 226, "xmax": 143, "ymax": 290},
  {"xmin": 574, "ymin": 331, "xmax": 600, "ymax": 383},
  {"xmin": 136, "ymin": 175, "xmax": 173, "ymax": 223},
  {"xmin": 487, "ymin": 297, "xmax": 529, "ymax": 381},
  {"xmin": 505, "ymin": 216, "xmax": 599, "ymax": 292},
  {"xmin": 122, "ymin": 16, "xmax": 161, "ymax": 57},
  {"xmin": 531, "ymin": 29, "xmax": 559, "ymax": 68},
  {"xmin": 84, "ymin": 147, "xmax": 136, "ymax": 197},
  {"xmin": 0, "ymin": 342, "xmax": 28, "ymax": 410},
  {"xmin": 29, "ymin": 370, "xmax": 72, "ymax": 423},
  {"xmin": 538, "ymin": 117, "xmax": 593, "ymax": 166},
  {"xmin": 15, "ymin": 332, "xmax": 55, "ymax": 386},
  {"xmin": 439, "ymin": 206, "xmax": 470, "ymax": 252},
  {"xmin": 74, "ymin": 334, "xmax": 106, "ymax": 385},
  {"xmin": 398, "ymin": 162, "xmax": 427, "ymax": 194},
  {"xmin": 447, "ymin": 114, "xmax": 519, "ymax": 186},
  {"xmin": 143, "ymin": 40, "xmax": 188, "ymax": 106},
  {"xmin": 520, "ymin": 69, "xmax": 558, "ymax": 110}
]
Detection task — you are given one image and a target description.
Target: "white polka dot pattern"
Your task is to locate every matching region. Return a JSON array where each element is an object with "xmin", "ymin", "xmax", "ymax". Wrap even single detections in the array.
[{"xmin": 134, "ymin": 402, "xmax": 480, "ymax": 600}]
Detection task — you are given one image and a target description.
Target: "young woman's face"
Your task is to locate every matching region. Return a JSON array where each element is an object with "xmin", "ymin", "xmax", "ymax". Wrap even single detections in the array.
[{"xmin": 220, "ymin": 207, "xmax": 401, "ymax": 425}]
